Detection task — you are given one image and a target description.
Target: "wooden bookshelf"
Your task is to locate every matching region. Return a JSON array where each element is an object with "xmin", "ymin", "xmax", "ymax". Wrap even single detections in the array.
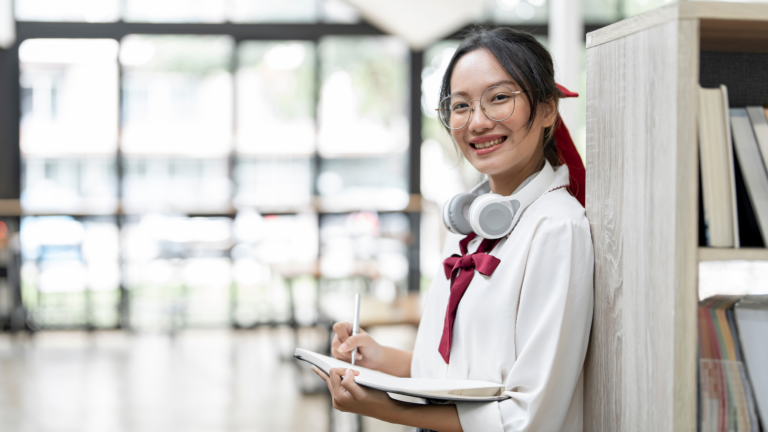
[
  {"xmin": 698, "ymin": 247, "xmax": 768, "ymax": 262},
  {"xmin": 584, "ymin": 2, "xmax": 768, "ymax": 430}
]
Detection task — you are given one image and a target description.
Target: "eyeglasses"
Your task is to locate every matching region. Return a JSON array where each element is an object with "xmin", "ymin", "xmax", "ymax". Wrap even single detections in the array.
[{"xmin": 436, "ymin": 85, "xmax": 523, "ymax": 130}]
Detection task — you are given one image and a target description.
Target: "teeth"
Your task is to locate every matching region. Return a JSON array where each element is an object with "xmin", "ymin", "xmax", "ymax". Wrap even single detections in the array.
[{"xmin": 474, "ymin": 137, "xmax": 505, "ymax": 149}]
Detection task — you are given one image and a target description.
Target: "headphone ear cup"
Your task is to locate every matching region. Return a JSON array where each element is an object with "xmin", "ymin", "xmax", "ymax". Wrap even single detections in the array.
[
  {"xmin": 468, "ymin": 194, "xmax": 518, "ymax": 239},
  {"xmin": 442, "ymin": 193, "xmax": 476, "ymax": 235}
]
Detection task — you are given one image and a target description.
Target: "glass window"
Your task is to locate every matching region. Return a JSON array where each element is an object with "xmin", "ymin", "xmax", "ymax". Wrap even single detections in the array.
[
  {"xmin": 20, "ymin": 39, "xmax": 119, "ymax": 155},
  {"xmin": 321, "ymin": 0, "xmax": 361, "ymax": 23},
  {"xmin": 120, "ymin": 35, "xmax": 234, "ymax": 156},
  {"xmin": 236, "ymin": 41, "xmax": 316, "ymax": 155},
  {"xmin": 318, "ymin": 212, "xmax": 410, "ymax": 316},
  {"xmin": 490, "ymin": 0, "xmax": 549, "ymax": 25},
  {"xmin": 583, "ymin": 0, "xmax": 621, "ymax": 24},
  {"xmin": 318, "ymin": 156, "xmax": 410, "ymax": 211},
  {"xmin": 123, "ymin": 0, "xmax": 226, "ymax": 23},
  {"xmin": 19, "ymin": 39, "xmax": 119, "ymax": 213},
  {"xmin": 15, "ymin": 0, "xmax": 121, "ymax": 22},
  {"xmin": 228, "ymin": 0, "xmax": 317, "ymax": 23},
  {"xmin": 122, "ymin": 215, "xmax": 234, "ymax": 330},
  {"xmin": 20, "ymin": 216, "xmax": 120, "ymax": 328},
  {"xmin": 21, "ymin": 157, "xmax": 118, "ymax": 213},
  {"xmin": 232, "ymin": 212, "xmax": 318, "ymax": 326},
  {"xmin": 234, "ymin": 157, "xmax": 312, "ymax": 210},
  {"xmin": 122, "ymin": 157, "xmax": 232, "ymax": 213},
  {"xmin": 317, "ymin": 36, "xmax": 409, "ymax": 157}
]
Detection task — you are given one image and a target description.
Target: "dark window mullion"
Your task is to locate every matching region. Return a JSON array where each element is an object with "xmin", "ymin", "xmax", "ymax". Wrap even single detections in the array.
[
  {"xmin": 115, "ymin": 34, "xmax": 130, "ymax": 330},
  {"xmin": 408, "ymin": 49, "xmax": 423, "ymax": 293},
  {"xmin": 229, "ymin": 38, "xmax": 241, "ymax": 328}
]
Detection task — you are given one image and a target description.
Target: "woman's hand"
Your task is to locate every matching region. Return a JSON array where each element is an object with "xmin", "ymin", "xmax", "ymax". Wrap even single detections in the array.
[
  {"xmin": 310, "ymin": 366, "xmax": 464, "ymax": 432},
  {"xmin": 331, "ymin": 321, "xmax": 385, "ymax": 371},
  {"xmin": 310, "ymin": 366, "xmax": 395, "ymax": 418}
]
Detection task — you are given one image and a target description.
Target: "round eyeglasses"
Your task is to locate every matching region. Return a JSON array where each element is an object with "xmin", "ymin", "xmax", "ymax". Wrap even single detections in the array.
[{"xmin": 436, "ymin": 85, "xmax": 523, "ymax": 130}]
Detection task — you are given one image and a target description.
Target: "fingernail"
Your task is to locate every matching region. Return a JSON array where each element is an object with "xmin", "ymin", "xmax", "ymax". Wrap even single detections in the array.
[
  {"xmin": 340, "ymin": 343, "xmax": 349, "ymax": 351},
  {"xmin": 345, "ymin": 369, "xmax": 352, "ymax": 376}
]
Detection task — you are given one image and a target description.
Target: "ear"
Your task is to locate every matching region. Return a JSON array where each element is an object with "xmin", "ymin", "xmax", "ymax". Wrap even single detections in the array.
[{"xmin": 539, "ymin": 100, "xmax": 558, "ymax": 128}]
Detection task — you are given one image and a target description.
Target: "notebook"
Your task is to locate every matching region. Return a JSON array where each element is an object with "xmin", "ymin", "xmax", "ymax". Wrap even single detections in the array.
[{"xmin": 294, "ymin": 348, "xmax": 510, "ymax": 403}]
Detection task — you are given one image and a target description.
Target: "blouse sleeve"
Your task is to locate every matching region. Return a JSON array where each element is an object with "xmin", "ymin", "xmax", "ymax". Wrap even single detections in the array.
[{"xmin": 455, "ymin": 219, "xmax": 594, "ymax": 432}]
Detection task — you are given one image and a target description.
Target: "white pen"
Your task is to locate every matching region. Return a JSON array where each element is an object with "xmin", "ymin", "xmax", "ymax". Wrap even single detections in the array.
[{"xmin": 351, "ymin": 293, "xmax": 360, "ymax": 366}]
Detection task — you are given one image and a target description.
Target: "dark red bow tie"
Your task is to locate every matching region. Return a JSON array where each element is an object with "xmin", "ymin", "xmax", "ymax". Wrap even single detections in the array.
[{"xmin": 439, "ymin": 232, "xmax": 502, "ymax": 363}]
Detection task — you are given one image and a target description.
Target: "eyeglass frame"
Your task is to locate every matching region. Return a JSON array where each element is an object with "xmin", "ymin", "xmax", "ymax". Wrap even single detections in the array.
[{"xmin": 435, "ymin": 85, "xmax": 525, "ymax": 130}]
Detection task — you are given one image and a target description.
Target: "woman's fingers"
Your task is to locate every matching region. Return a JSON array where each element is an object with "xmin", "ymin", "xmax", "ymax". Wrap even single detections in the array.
[
  {"xmin": 331, "ymin": 322, "xmax": 352, "ymax": 360},
  {"xmin": 332, "ymin": 346, "xmax": 363, "ymax": 361},
  {"xmin": 339, "ymin": 369, "xmax": 366, "ymax": 400},
  {"xmin": 331, "ymin": 322, "xmax": 368, "ymax": 361},
  {"xmin": 332, "ymin": 322, "xmax": 353, "ymax": 343},
  {"xmin": 329, "ymin": 368, "xmax": 346, "ymax": 394},
  {"xmin": 338, "ymin": 333, "xmax": 366, "ymax": 353}
]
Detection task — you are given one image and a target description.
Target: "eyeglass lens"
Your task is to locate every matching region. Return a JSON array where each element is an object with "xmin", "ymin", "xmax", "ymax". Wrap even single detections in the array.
[{"xmin": 437, "ymin": 86, "xmax": 517, "ymax": 130}]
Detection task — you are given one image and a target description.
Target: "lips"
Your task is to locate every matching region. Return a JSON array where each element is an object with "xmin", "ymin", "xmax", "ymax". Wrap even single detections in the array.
[
  {"xmin": 469, "ymin": 135, "xmax": 507, "ymax": 150},
  {"xmin": 471, "ymin": 136, "xmax": 506, "ymax": 149}
]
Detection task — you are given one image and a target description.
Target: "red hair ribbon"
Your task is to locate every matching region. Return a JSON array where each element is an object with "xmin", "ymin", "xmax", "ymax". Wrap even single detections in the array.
[{"xmin": 555, "ymin": 84, "xmax": 585, "ymax": 207}]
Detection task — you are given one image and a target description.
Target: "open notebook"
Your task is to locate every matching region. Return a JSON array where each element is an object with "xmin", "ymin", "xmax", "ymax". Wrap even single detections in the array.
[{"xmin": 295, "ymin": 348, "xmax": 511, "ymax": 403}]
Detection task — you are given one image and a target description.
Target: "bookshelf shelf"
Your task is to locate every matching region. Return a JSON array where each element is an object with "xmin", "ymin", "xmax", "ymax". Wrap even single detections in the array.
[
  {"xmin": 584, "ymin": 2, "xmax": 768, "ymax": 430},
  {"xmin": 698, "ymin": 247, "xmax": 768, "ymax": 262}
]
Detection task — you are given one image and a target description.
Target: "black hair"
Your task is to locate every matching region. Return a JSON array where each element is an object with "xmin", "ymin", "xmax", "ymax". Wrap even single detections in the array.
[{"xmin": 440, "ymin": 27, "xmax": 562, "ymax": 166}]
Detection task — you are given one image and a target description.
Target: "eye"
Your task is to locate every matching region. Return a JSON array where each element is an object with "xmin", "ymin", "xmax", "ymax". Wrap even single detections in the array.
[
  {"xmin": 491, "ymin": 93, "xmax": 511, "ymax": 102},
  {"xmin": 452, "ymin": 102, "xmax": 469, "ymax": 112}
]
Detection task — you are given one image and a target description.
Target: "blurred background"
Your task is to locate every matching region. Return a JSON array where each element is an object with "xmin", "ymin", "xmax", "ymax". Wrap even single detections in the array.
[{"xmin": 3, "ymin": 0, "xmax": 765, "ymax": 431}]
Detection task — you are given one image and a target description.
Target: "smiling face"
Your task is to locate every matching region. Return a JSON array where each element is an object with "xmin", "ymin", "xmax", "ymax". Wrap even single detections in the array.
[{"xmin": 449, "ymin": 48, "xmax": 556, "ymax": 195}]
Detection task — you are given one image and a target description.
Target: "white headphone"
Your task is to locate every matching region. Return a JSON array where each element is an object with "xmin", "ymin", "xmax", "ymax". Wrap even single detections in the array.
[{"xmin": 441, "ymin": 160, "xmax": 555, "ymax": 239}]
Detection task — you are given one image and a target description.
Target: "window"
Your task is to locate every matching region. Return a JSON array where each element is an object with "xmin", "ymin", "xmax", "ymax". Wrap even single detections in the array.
[
  {"xmin": 15, "ymin": 26, "xmax": 414, "ymax": 331},
  {"xmin": 19, "ymin": 39, "xmax": 119, "ymax": 213}
]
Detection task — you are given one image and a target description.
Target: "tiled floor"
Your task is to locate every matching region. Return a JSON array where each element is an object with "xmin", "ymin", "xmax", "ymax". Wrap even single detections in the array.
[{"xmin": 0, "ymin": 328, "xmax": 416, "ymax": 432}]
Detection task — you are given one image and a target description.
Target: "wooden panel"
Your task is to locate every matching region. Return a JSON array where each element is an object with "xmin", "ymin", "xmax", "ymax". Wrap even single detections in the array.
[
  {"xmin": 587, "ymin": 2, "xmax": 768, "ymax": 50},
  {"xmin": 681, "ymin": 1, "xmax": 768, "ymax": 22},
  {"xmin": 700, "ymin": 19, "xmax": 768, "ymax": 53},
  {"xmin": 585, "ymin": 19, "xmax": 691, "ymax": 431},
  {"xmin": 674, "ymin": 18, "xmax": 700, "ymax": 432},
  {"xmin": 586, "ymin": 3, "xmax": 677, "ymax": 49},
  {"xmin": 698, "ymin": 247, "xmax": 768, "ymax": 261}
]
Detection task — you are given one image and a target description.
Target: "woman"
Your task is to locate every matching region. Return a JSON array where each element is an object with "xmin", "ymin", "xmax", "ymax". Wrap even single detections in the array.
[{"xmin": 311, "ymin": 27, "xmax": 594, "ymax": 432}]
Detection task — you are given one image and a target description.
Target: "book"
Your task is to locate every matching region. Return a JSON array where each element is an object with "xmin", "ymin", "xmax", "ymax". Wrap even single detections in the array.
[
  {"xmin": 746, "ymin": 107, "xmax": 768, "ymax": 172},
  {"xmin": 731, "ymin": 108, "xmax": 768, "ymax": 244},
  {"xmin": 734, "ymin": 295, "xmax": 768, "ymax": 428},
  {"xmin": 698, "ymin": 296, "xmax": 759, "ymax": 432},
  {"xmin": 698, "ymin": 86, "xmax": 739, "ymax": 247},
  {"xmin": 294, "ymin": 348, "xmax": 510, "ymax": 403},
  {"xmin": 733, "ymin": 150, "xmax": 766, "ymax": 247}
]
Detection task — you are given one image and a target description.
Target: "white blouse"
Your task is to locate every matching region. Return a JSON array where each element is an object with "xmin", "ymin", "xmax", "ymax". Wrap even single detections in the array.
[{"xmin": 411, "ymin": 165, "xmax": 594, "ymax": 432}]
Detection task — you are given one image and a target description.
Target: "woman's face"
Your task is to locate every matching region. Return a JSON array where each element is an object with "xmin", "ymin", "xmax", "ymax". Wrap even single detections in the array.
[{"xmin": 449, "ymin": 48, "xmax": 555, "ymax": 178}]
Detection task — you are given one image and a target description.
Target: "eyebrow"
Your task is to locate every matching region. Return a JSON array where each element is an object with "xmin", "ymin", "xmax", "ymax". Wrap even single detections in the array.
[{"xmin": 452, "ymin": 80, "xmax": 519, "ymax": 96}]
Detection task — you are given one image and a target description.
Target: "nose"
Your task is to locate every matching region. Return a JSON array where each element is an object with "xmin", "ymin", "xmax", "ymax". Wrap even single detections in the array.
[{"xmin": 467, "ymin": 100, "xmax": 494, "ymax": 132}]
